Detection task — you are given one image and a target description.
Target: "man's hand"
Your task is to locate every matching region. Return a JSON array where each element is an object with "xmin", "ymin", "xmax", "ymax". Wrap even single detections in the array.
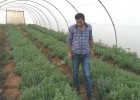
[
  {"xmin": 90, "ymin": 49, "xmax": 94, "ymax": 58},
  {"xmin": 68, "ymin": 52, "xmax": 72, "ymax": 60},
  {"xmin": 89, "ymin": 39, "xmax": 94, "ymax": 58},
  {"xmin": 67, "ymin": 44, "xmax": 72, "ymax": 60}
]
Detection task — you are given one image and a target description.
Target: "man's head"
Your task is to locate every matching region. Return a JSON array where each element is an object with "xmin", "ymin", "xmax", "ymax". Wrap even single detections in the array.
[{"xmin": 75, "ymin": 13, "xmax": 85, "ymax": 28}]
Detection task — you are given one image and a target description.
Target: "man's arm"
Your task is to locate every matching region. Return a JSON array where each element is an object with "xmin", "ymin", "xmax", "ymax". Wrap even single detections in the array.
[
  {"xmin": 67, "ymin": 44, "xmax": 72, "ymax": 53},
  {"xmin": 89, "ymin": 40, "xmax": 94, "ymax": 58},
  {"xmin": 89, "ymin": 26, "xmax": 94, "ymax": 58},
  {"xmin": 67, "ymin": 27, "xmax": 73, "ymax": 60},
  {"xmin": 67, "ymin": 44, "xmax": 72, "ymax": 60}
]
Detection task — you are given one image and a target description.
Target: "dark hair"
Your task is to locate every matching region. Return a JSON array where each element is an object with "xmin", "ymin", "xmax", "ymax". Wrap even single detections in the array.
[{"xmin": 75, "ymin": 13, "xmax": 85, "ymax": 20}]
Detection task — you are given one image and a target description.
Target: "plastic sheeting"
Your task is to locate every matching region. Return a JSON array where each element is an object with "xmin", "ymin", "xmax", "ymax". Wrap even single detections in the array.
[{"xmin": 0, "ymin": 0, "xmax": 140, "ymax": 57}]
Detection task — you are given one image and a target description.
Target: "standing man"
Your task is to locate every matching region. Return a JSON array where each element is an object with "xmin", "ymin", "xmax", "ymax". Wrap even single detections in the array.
[{"xmin": 67, "ymin": 13, "xmax": 95, "ymax": 100}]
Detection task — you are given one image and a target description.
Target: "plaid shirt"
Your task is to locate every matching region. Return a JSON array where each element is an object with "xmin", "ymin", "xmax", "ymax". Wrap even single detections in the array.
[{"xmin": 67, "ymin": 23, "xmax": 93, "ymax": 55}]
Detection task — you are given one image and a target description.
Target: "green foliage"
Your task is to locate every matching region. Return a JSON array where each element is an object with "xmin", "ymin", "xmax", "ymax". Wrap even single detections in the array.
[
  {"xmin": 105, "ymin": 86, "xmax": 140, "ymax": 100},
  {"xmin": 7, "ymin": 25, "xmax": 80, "ymax": 100},
  {"xmin": 28, "ymin": 24, "xmax": 67, "ymax": 43},
  {"xmin": 90, "ymin": 59, "xmax": 140, "ymax": 100},
  {"xmin": 21, "ymin": 25, "xmax": 140, "ymax": 100},
  {"xmin": 29, "ymin": 24, "xmax": 140, "ymax": 73},
  {"xmin": 0, "ymin": 24, "xmax": 3, "ymax": 31},
  {"xmin": 94, "ymin": 41, "xmax": 140, "ymax": 72},
  {"xmin": 21, "ymin": 25, "xmax": 67, "ymax": 59},
  {"xmin": 0, "ymin": 25, "xmax": 9, "ymax": 65}
]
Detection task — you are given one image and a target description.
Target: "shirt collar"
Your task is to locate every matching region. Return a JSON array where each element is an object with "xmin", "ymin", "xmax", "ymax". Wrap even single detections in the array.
[{"xmin": 75, "ymin": 22, "xmax": 88, "ymax": 29}]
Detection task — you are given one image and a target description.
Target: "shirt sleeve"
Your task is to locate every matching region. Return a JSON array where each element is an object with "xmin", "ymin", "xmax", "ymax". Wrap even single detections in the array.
[
  {"xmin": 89, "ymin": 26, "xmax": 93, "ymax": 40},
  {"xmin": 67, "ymin": 27, "xmax": 73, "ymax": 44}
]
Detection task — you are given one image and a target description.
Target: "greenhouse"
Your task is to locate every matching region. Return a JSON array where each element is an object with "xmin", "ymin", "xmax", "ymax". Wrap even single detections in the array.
[{"xmin": 0, "ymin": 0, "xmax": 140, "ymax": 100}]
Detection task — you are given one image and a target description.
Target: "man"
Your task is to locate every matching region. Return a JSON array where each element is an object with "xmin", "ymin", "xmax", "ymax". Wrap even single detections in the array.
[{"xmin": 67, "ymin": 13, "xmax": 95, "ymax": 100}]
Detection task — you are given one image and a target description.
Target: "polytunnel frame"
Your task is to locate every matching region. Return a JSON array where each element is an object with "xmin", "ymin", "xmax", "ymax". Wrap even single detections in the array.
[
  {"xmin": 5, "ymin": 5, "xmax": 42, "ymax": 26},
  {"xmin": 0, "ymin": 2, "xmax": 51, "ymax": 29},
  {"xmin": 0, "ymin": 4, "xmax": 37, "ymax": 24},
  {"xmin": 4, "ymin": 4, "xmax": 49, "ymax": 27},
  {"xmin": 0, "ymin": 0, "xmax": 79, "ymax": 31},
  {"xmin": 65, "ymin": 0, "xmax": 79, "ymax": 13},
  {"xmin": 98, "ymin": 0, "xmax": 117, "ymax": 47},
  {"xmin": 25, "ymin": 12, "xmax": 37, "ymax": 24},
  {"xmin": 5, "ymin": 6, "xmax": 44, "ymax": 28},
  {"xmin": 0, "ymin": 0, "xmax": 118, "ymax": 46},
  {"xmin": 66, "ymin": 0, "xmax": 118, "ymax": 47},
  {"xmin": 0, "ymin": 0, "xmax": 60, "ymax": 31},
  {"xmin": 20, "ymin": 10, "xmax": 37, "ymax": 24},
  {"xmin": 43, "ymin": 0, "xmax": 69, "ymax": 29}
]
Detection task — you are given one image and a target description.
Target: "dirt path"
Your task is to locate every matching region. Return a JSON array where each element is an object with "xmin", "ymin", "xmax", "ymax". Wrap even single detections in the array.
[
  {"xmin": 18, "ymin": 26, "xmax": 97, "ymax": 100},
  {"xmin": 2, "ymin": 60, "xmax": 21, "ymax": 100},
  {"xmin": 0, "ymin": 26, "xmax": 21, "ymax": 100}
]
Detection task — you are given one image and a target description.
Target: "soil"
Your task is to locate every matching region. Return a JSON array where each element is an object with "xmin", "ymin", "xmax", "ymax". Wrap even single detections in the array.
[
  {"xmin": 123, "ymin": 67, "xmax": 140, "ymax": 75},
  {"xmin": 18, "ymin": 25, "xmax": 140, "ymax": 100},
  {"xmin": 2, "ymin": 60, "xmax": 21, "ymax": 100},
  {"xmin": 106, "ymin": 59, "xmax": 115, "ymax": 65},
  {"xmin": 39, "ymin": 44, "xmax": 93, "ymax": 100},
  {"xmin": 94, "ymin": 54, "xmax": 140, "ymax": 75},
  {"xmin": 18, "ymin": 26, "xmax": 96, "ymax": 100},
  {"xmin": 20, "ymin": 25, "xmax": 140, "ymax": 76},
  {"xmin": 0, "ymin": 26, "xmax": 21, "ymax": 100},
  {"xmin": 19, "ymin": 25, "xmax": 140, "ymax": 100}
]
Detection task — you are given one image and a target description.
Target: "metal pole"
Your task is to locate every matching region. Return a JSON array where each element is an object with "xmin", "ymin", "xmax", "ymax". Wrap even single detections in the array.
[{"xmin": 98, "ymin": 0, "xmax": 118, "ymax": 47}]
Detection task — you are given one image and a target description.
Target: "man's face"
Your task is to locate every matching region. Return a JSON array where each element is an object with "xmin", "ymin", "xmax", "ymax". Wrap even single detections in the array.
[{"xmin": 76, "ymin": 18, "xmax": 85, "ymax": 28}]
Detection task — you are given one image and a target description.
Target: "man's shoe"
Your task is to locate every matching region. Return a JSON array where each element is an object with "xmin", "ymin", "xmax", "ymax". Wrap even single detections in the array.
[{"xmin": 87, "ymin": 95, "xmax": 96, "ymax": 100}]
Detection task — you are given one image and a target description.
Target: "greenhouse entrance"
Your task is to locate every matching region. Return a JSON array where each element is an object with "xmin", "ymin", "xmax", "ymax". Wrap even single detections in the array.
[{"xmin": 6, "ymin": 10, "xmax": 25, "ymax": 25}]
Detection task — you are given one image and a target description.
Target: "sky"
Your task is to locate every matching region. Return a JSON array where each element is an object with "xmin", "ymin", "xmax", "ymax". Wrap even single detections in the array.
[{"xmin": 0, "ymin": 0, "xmax": 140, "ymax": 57}]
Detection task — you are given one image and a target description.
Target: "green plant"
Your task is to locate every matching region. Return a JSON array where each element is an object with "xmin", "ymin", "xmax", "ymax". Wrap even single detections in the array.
[
  {"xmin": 28, "ymin": 24, "xmax": 67, "ymax": 43},
  {"xmin": 7, "ymin": 25, "xmax": 80, "ymax": 100},
  {"xmin": 20, "ymin": 25, "xmax": 140, "ymax": 100},
  {"xmin": 28, "ymin": 24, "xmax": 140, "ymax": 73}
]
